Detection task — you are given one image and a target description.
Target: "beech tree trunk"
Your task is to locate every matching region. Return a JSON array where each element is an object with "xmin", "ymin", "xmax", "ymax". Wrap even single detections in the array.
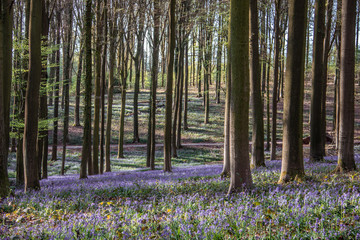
[
  {"xmin": 80, "ymin": 0, "xmax": 93, "ymax": 179},
  {"xmin": 249, "ymin": 0, "xmax": 265, "ymax": 168},
  {"xmin": 270, "ymin": 0, "xmax": 281, "ymax": 161},
  {"xmin": 0, "ymin": 0, "xmax": 13, "ymax": 197},
  {"xmin": 336, "ymin": 0, "xmax": 356, "ymax": 172},
  {"xmin": 164, "ymin": 0, "xmax": 176, "ymax": 172},
  {"xmin": 228, "ymin": 0, "xmax": 253, "ymax": 193},
  {"xmin": 279, "ymin": 0, "xmax": 307, "ymax": 183},
  {"xmin": 23, "ymin": 0, "xmax": 42, "ymax": 191},
  {"xmin": 310, "ymin": 0, "xmax": 326, "ymax": 162}
]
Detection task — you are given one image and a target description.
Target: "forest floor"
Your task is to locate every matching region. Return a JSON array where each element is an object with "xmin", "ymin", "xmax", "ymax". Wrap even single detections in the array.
[
  {"xmin": 2, "ymin": 154, "xmax": 360, "ymax": 239},
  {"xmin": 3, "ymin": 72, "xmax": 360, "ymax": 239}
]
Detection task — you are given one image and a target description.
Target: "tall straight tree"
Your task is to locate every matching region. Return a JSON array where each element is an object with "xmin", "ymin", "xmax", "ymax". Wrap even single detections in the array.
[
  {"xmin": 228, "ymin": 0, "xmax": 253, "ymax": 193},
  {"xmin": 23, "ymin": 0, "xmax": 42, "ymax": 191},
  {"xmin": 164, "ymin": 0, "xmax": 176, "ymax": 172},
  {"xmin": 270, "ymin": 0, "xmax": 281, "ymax": 160},
  {"xmin": 310, "ymin": 0, "xmax": 325, "ymax": 162},
  {"xmin": 249, "ymin": 0, "xmax": 265, "ymax": 168},
  {"xmin": 279, "ymin": 0, "xmax": 307, "ymax": 183},
  {"xmin": 80, "ymin": 0, "xmax": 93, "ymax": 179},
  {"xmin": 61, "ymin": 1, "xmax": 73, "ymax": 176},
  {"xmin": 147, "ymin": 0, "xmax": 160, "ymax": 170},
  {"xmin": 335, "ymin": 0, "xmax": 356, "ymax": 172},
  {"xmin": 0, "ymin": 0, "xmax": 13, "ymax": 197},
  {"xmin": 51, "ymin": 5, "xmax": 61, "ymax": 162},
  {"xmin": 93, "ymin": 0, "xmax": 104, "ymax": 175}
]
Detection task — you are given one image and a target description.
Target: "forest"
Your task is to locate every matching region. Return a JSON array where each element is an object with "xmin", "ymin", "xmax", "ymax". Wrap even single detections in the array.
[{"xmin": 1, "ymin": 0, "xmax": 360, "ymax": 238}]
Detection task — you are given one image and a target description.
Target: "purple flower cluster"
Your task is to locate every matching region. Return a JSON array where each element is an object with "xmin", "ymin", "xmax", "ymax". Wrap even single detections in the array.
[{"xmin": 1, "ymin": 157, "xmax": 360, "ymax": 239}]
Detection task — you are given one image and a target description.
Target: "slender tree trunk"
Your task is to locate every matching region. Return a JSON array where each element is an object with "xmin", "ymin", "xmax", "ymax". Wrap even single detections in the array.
[
  {"xmin": 164, "ymin": 0, "xmax": 176, "ymax": 172},
  {"xmin": 105, "ymin": 18, "xmax": 117, "ymax": 173},
  {"xmin": 320, "ymin": 0, "xmax": 333, "ymax": 156},
  {"xmin": 184, "ymin": 43, "xmax": 189, "ymax": 130},
  {"xmin": 250, "ymin": 0, "xmax": 265, "ymax": 168},
  {"xmin": 93, "ymin": 0, "xmax": 104, "ymax": 175},
  {"xmin": 100, "ymin": 2, "xmax": 108, "ymax": 174},
  {"xmin": 40, "ymin": 1, "xmax": 49, "ymax": 179},
  {"xmin": 80, "ymin": 0, "xmax": 93, "ymax": 179},
  {"xmin": 310, "ymin": 0, "xmax": 326, "ymax": 162},
  {"xmin": 23, "ymin": 0, "xmax": 42, "ymax": 191},
  {"xmin": 279, "ymin": 0, "xmax": 307, "ymax": 183},
  {"xmin": 74, "ymin": 46, "xmax": 84, "ymax": 127},
  {"xmin": 221, "ymin": 44, "xmax": 230, "ymax": 177},
  {"xmin": 335, "ymin": 0, "xmax": 356, "ymax": 172},
  {"xmin": 147, "ymin": 0, "xmax": 160, "ymax": 170},
  {"xmin": 61, "ymin": 4, "xmax": 73, "ymax": 176},
  {"xmin": 52, "ymin": 8, "xmax": 60, "ymax": 162},
  {"xmin": 270, "ymin": 0, "xmax": 281, "ymax": 160}
]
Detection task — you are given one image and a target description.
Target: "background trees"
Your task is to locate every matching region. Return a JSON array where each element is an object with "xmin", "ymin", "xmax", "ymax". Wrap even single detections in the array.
[{"xmin": 0, "ymin": 0, "xmax": 359, "ymax": 194}]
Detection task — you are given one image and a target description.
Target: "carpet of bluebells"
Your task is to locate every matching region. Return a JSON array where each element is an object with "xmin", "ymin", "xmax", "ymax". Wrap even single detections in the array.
[{"xmin": 2, "ymin": 156, "xmax": 360, "ymax": 239}]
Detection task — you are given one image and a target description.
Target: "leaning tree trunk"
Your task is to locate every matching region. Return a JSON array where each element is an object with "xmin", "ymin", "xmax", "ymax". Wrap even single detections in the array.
[
  {"xmin": 335, "ymin": 0, "xmax": 356, "ymax": 172},
  {"xmin": 279, "ymin": 0, "xmax": 307, "ymax": 184},
  {"xmin": 228, "ymin": 0, "xmax": 253, "ymax": 194},
  {"xmin": 23, "ymin": 0, "xmax": 42, "ymax": 192}
]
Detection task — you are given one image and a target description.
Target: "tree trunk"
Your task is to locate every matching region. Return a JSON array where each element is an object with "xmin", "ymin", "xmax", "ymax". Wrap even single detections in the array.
[
  {"xmin": 100, "ymin": 1, "xmax": 108, "ymax": 174},
  {"xmin": 80, "ymin": 0, "xmax": 93, "ymax": 179},
  {"xmin": 270, "ymin": 0, "xmax": 281, "ymax": 161},
  {"xmin": 335, "ymin": 0, "xmax": 356, "ymax": 172},
  {"xmin": 74, "ymin": 46, "xmax": 84, "ymax": 127},
  {"xmin": 23, "ymin": 0, "xmax": 42, "ymax": 191},
  {"xmin": 40, "ymin": 1, "xmax": 49, "ymax": 179},
  {"xmin": 61, "ymin": 3, "xmax": 73, "ymax": 176},
  {"xmin": 320, "ymin": 0, "xmax": 333, "ymax": 156},
  {"xmin": 52, "ymin": 7, "xmax": 60, "ymax": 162},
  {"xmin": 147, "ymin": 0, "xmax": 160, "ymax": 170},
  {"xmin": 250, "ymin": 0, "xmax": 265, "ymax": 168},
  {"xmin": 279, "ymin": 0, "xmax": 307, "ymax": 183},
  {"xmin": 0, "ymin": 0, "xmax": 13, "ymax": 197},
  {"xmin": 184, "ymin": 43, "xmax": 189, "ymax": 130},
  {"xmin": 221, "ymin": 43, "xmax": 230, "ymax": 178},
  {"xmin": 310, "ymin": 0, "xmax": 326, "ymax": 162},
  {"xmin": 164, "ymin": 0, "xmax": 176, "ymax": 172},
  {"xmin": 228, "ymin": 0, "xmax": 253, "ymax": 194}
]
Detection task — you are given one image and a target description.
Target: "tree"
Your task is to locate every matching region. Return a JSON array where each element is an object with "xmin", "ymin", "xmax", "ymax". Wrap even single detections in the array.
[
  {"xmin": 335, "ymin": 0, "xmax": 356, "ymax": 172},
  {"xmin": 80, "ymin": 0, "xmax": 93, "ymax": 179},
  {"xmin": 279, "ymin": 0, "xmax": 307, "ymax": 183},
  {"xmin": 61, "ymin": 0, "xmax": 73, "ymax": 176},
  {"xmin": 23, "ymin": 0, "xmax": 42, "ymax": 191},
  {"xmin": 228, "ymin": 0, "xmax": 252, "ymax": 193},
  {"xmin": 310, "ymin": 0, "xmax": 326, "ymax": 162},
  {"xmin": 105, "ymin": 0, "xmax": 119, "ymax": 172},
  {"xmin": 164, "ymin": 0, "xmax": 176, "ymax": 172},
  {"xmin": 93, "ymin": 0, "xmax": 104, "ymax": 175},
  {"xmin": 249, "ymin": 0, "xmax": 265, "ymax": 168},
  {"xmin": 0, "ymin": 0, "xmax": 13, "ymax": 197},
  {"xmin": 147, "ymin": 0, "xmax": 161, "ymax": 170},
  {"xmin": 270, "ymin": 0, "xmax": 281, "ymax": 161}
]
